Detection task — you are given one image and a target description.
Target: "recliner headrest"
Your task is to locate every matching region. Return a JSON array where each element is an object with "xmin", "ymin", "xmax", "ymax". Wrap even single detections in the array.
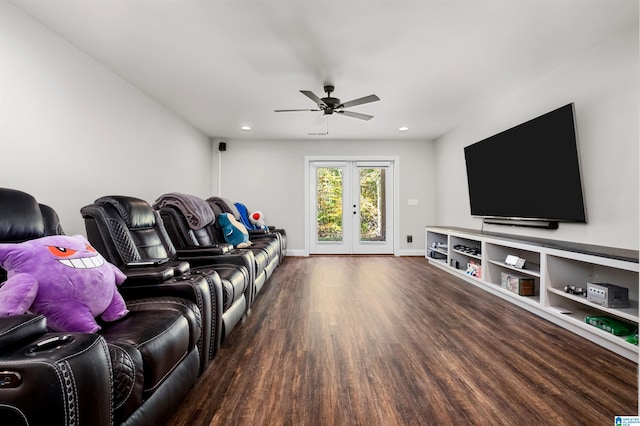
[
  {"xmin": 153, "ymin": 192, "xmax": 216, "ymax": 230},
  {"xmin": 208, "ymin": 196, "xmax": 242, "ymax": 220},
  {"xmin": 0, "ymin": 188, "xmax": 45, "ymax": 242},
  {"xmin": 206, "ymin": 200, "xmax": 223, "ymax": 218},
  {"xmin": 95, "ymin": 195, "xmax": 156, "ymax": 229},
  {"xmin": 39, "ymin": 204, "xmax": 65, "ymax": 236}
]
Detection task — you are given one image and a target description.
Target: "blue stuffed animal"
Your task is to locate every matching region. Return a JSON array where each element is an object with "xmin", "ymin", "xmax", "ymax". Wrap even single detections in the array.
[{"xmin": 218, "ymin": 213, "xmax": 251, "ymax": 248}]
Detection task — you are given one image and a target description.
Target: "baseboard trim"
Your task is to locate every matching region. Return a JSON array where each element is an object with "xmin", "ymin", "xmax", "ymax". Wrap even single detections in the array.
[
  {"xmin": 284, "ymin": 249, "xmax": 424, "ymax": 257},
  {"xmin": 397, "ymin": 249, "xmax": 425, "ymax": 257}
]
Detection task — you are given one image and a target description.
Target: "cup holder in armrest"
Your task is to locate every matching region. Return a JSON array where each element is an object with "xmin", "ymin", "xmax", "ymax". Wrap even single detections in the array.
[
  {"xmin": 25, "ymin": 335, "xmax": 75, "ymax": 355},
  {"xmin": 0, "ymin": 371, "xmax": 22, "ymax": 388}
]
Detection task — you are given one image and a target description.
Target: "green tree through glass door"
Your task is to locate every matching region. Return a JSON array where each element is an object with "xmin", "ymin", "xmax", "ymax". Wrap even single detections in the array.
[
  {"xmin": 316, "ymin": 167, "xmax": 343, "ymax": 241},
  {"xmin": 359, "ymin": 168, "xmax": 386, "ymax": 242}
]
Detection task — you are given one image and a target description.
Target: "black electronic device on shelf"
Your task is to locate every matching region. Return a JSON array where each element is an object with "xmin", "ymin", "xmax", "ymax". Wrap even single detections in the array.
[
  {"xmin": 564, "ymin": 284, "xmax": 586, "ymax": 297},
  {"xmin": 453, "ymin": 244, "xmax": 481, "ymax": 256}
]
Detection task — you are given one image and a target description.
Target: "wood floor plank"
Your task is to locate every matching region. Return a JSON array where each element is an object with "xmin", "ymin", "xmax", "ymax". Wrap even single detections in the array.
[{"xmin": 167, "ymin": 256, "xmax": 637, "ymax": 426}]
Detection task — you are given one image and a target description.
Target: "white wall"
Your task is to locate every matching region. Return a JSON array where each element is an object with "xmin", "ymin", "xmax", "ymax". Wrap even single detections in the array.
[
  {"xmin": 434, "ymin": 24, "xmax": 639, "ymax": 250},
  {"xmin": 0, "ymin": 3, "xmax": 213, "ymax": 236},
  {"xmin": 212, "ymin": 138, "xmax": 435, "ymax": 255}
]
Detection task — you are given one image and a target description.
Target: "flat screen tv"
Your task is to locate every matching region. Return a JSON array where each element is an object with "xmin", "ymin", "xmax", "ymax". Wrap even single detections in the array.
[{"xmin": 464, "ymin": 103, "xmax": 586, "ymax": 227}]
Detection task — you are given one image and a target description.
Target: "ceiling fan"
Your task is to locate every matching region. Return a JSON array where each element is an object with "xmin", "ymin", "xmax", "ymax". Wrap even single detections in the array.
[{"xmin": 274, "ymin": 85, "xmax": 380, "ymax": 121}]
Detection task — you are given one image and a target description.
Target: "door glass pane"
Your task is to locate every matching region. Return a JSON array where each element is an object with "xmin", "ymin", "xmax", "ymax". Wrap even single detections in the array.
[
  {"xmin": 316, "ymin": 167, "xmax": 343, "ymax": 242},
  {"xmin": 359, "ymin": 168, "xmax": 386, "ymax": 242}
]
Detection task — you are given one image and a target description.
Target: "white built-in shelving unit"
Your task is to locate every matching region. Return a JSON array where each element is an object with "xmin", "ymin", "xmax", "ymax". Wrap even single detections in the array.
[{"xmin": 425, "ymin": 226, "xmax": 639, "ymax": 361}]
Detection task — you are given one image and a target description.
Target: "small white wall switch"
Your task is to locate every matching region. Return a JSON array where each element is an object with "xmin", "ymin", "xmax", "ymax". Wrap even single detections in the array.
[{"xmin": 407, "ymin": 199, "xmax": 419, "ymax": 206}]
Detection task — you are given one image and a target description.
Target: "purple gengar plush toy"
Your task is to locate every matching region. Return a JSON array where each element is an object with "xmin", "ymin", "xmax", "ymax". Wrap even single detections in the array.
[{"xmin": 0, "ymin": 234, "xmax": 129, "ymax": 333}]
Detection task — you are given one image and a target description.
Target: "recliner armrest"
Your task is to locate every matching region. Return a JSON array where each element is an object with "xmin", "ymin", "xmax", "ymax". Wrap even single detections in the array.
[
  {"xmin": 176, "ymin": 246, "xmax": 229, "ymax": 257},
  {"xmin": 126, "ymin": 258, "xmax": 170, "ymax": 267},
  {"xmin": 248, "ymin": 231, "xmax": 279, "ymax": 240},
  {"xmin": 0, "ymin": 314, "xmax": 47, "ymax": 351},
  {"xmin": 120, "ymin": 265, "xmax": 175, "ymax": 284}
]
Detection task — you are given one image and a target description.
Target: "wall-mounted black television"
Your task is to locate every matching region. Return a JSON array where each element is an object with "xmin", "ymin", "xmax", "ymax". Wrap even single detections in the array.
[{"xmin": 464, "ymin": 103, "xmax": 586, "ymax": 228}]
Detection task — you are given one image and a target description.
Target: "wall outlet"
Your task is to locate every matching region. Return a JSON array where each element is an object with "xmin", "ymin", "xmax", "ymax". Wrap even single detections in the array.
[{"xmin": 407, "ymin": 235, "xmax": 413, "ymax": 243}]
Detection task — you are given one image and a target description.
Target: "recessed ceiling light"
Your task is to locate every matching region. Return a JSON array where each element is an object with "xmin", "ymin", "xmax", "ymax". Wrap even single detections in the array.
[
  {"xmin": 398, "ymin": 126, "xmax": 409, "ymax": 132},
  {"xmin": 240, "ymin": 125, "xmax": 251, "ymax": 131}
]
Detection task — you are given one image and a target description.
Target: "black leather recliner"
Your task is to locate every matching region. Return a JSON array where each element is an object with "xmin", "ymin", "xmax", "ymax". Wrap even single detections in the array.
[
  {"xmin": 208, "ymin": 196, "xmax": 285, "ymax": 262},
  {"xmin": 0, "ymin": 188, "xmax": 201, "ymax": 426},
  {"xmin": 154, "ymin": 192, "xmax": 264, "ymax": 305},
  {"xmin": 233, "ymin": 200, "xmax": 287, "ymax": 260},
  {"xmin": 81, "ymin": 196, "xmax": 218, "ymax": 369},
  {"xmin": 81, "ymin": 195, "xmax": 250, "ymax": 352},
  {"xmin": 207, "ymin": 197, "xmax": 281, "ymax": 299}
]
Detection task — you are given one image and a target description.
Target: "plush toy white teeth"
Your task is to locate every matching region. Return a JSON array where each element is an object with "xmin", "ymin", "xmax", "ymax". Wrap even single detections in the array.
[{"xmin": 58, "ymin": 255, "xmax": 104, "ymax": 269}]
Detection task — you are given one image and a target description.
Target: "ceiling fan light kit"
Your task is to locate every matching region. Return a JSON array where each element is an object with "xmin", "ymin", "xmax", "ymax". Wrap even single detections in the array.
[{"xmin": 275, "ymin": 84, "xmax": 380, "ymax": 121}]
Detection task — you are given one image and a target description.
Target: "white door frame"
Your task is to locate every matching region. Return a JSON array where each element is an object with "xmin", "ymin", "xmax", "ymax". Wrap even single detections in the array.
[{"xmin": 304, "ymin": 155, "xmax": 400, "ymax": 256}]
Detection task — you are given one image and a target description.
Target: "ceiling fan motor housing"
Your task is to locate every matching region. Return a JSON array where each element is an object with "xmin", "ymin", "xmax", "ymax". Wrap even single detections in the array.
[
  {"xmin": 321, "ymin": 85, "xmax": 340, "ymax": 113},
  {"xmin": 321, "ymin": 98, "xmax": 341, "ymax": 114}
]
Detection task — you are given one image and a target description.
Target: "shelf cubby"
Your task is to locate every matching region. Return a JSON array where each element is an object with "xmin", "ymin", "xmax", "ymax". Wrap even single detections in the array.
[
  {"xmin": 484, "ymin": 242, "xmax": 541, "ymax": 298},
  {"xmin": 545, "ymin": 251, "xmax": 639, "ymax": 326},
  {"xmin": 425, "ymin": 230, "xmax": 448, "ymax": 265},
  {"xmin": 448, "ymin": 235, "xmax": 482, "ymax": 277}
]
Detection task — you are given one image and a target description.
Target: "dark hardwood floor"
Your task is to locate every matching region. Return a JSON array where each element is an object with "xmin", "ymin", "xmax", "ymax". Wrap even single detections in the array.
[{"xmin": 168, "ymin": 256, "xmax": 637, "ymax": 426}]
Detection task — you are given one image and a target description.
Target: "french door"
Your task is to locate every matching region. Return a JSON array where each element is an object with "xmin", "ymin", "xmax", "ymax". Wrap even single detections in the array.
[{"xmin": 309, "ymin": 160, "xmax": 394, "ymax": 254}]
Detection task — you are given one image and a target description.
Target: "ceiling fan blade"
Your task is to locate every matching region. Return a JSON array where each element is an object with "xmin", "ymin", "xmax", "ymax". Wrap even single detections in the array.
[
  {"xmin": 340, "ymin": 94, "xmax": 380, "ymax": 109},
  {"xmin": 312, "ymin": 113, "xmax": 328, "ymax": 126},
  {"xmin": 337, "ymin": 110, "xmax": 374, "ymax": 121},
  {"xmin": 300, "ymin": 90, "xmax": 327, "ymax": 107},
  {"xmin": 274, "ymin": 108, "xmax": 321, "ymax": 112}
]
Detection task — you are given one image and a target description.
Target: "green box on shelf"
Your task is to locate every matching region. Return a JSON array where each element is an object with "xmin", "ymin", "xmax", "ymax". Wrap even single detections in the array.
[{"xmin": 584, "ymin": 316, "xmax": 634, "ymax": 336}]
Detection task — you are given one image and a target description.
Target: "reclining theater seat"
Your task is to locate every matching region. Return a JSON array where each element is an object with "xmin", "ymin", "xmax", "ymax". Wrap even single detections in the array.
[
  {"xmin": 81, "ymin": 196, "xmax": 216, "ymax": 371},
  {"xmin": 208, "ymin": 196, "xmax": 285, "ymax": 263},
  {"xmin": 0, "ymin": 313, "xmax": 113, "ymax": 426},
  {"xmin": 154, "ymin": 192, "xmax": 261, "ymax": 304},
  {"xmin": 207, "ymin": 196, "xmax": 280, "ymax": 298},
  {"xmin": 82, "ymin": 195, "xmax": 250, "ymax": 349},
  {"xmin": 0, "ymin": 188, "xmax": 201, "ymax": 426},
  {"xmin": 233, "ymin": 201, "xmax": 287, "ymax": 259}
]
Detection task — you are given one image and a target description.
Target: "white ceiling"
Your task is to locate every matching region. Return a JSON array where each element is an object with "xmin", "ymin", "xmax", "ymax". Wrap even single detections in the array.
[{"xmin": 10, "ymin": 0, "xmax": 638, "ymax": 141}]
